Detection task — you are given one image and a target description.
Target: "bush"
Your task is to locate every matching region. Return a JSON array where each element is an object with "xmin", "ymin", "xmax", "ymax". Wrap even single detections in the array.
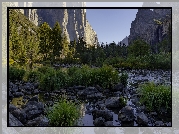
[
  {"xmin": 39, "ymin": 68, "xmax": 57, "ymax": 91},
  {"xmin": 137, "ymin": 82, "xmax": 171, "ymax": 113},
  {"xmin": 46, "ymin": 97, "xmax": 81, "ymax": 126},
  {"xmin": 120, "ymin": 72, "xmax": 128, "ymax": 87},
  {"xmin": 9, "ymin": 66, "xmax": 25, "ymax": 81},
  {"xmin": 56, "ymin": 69, "xmax": 70, "ymax": 88},
  {"xmin": 26, "ymin": 70, "xmax": 41, "ymax": 82}
]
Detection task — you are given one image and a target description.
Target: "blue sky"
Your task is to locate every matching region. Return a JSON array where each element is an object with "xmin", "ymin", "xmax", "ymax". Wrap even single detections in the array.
[{"xmin": 85, "ymin": 2, "xmax": 143, "ymax": 44}]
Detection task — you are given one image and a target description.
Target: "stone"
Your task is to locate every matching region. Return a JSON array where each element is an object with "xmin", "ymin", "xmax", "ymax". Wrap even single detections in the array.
[
  {"xmin": 136, "ymin": 112, "xmax": 149, "ymax": 126},
  {"xmin": 73, "ymin": 85, "xmax": 86, "ymax": 90},
  {"xmin": 33, "ymin": 89, "xmax": 39, "ymax": 94},
  {"xmin": 155, "ymin": 121, "xmax": 165, "ymax": 126},
  {"xmin": 23, "ymin": 101, "xmax": 44, "ymax": 120},
  {"xmin": 118, "ymin": 106, "xmax": 135, "ymax": 122},
  {"xmin": 104, "ymin": 121, "xmax": 114, "ymax": 126},
  {"xmin": 112, "ymin": 83, "xmax": 124, "ymax": 92},
  {"xmin": 92, "ymin": 110, "xmax": 113, "ymax": 121},
  {"xmin": 11, "ymin": 109, "xmax": 27, "ymax": 124},
  {"xmin": 26, "ymin": 116, "xmax": 49, "ymax": 126},
  {"xmin": 86, "ymin": 93, "xmax": 104, "ymax": 100},
  {"xmin": 28, "ymin": 95, "xmax": 39, "ymax": 102},
  {"xmin": 9, "ymin": 113, "xmax": 24, "ymax": 126},
  {"xmin": 105, "ymin": 97, "xmax": 123, "ymax": 108},
  {"xmin": 11, "ymin": 85, "xmax": 18, "ymax": 93},
  {"xmin": 93, "ymin": 117, "xmax": 105, "ymax": 126},
  {"xmin": 13, "ymin": 92, "xmax": 24, "ymax": 97},
  {"xmin": 9, "ymin": 104, "xmax": 18, "ymax": 113}
]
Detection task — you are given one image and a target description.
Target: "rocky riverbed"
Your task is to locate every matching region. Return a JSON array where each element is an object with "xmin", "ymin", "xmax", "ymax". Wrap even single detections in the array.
[{"xmin": 8, "ymin": 69, "xmax": 171, "ymax": 127}]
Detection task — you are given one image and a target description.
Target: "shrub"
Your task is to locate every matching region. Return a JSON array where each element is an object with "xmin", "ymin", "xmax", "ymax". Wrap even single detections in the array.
[
  {"xmin": 26, "ymin": 70, "xmax": 41, "ymax": 82},
  {"xmin": 9, "ymin": 66, "xmax": 25, "ymax": 81},
  {"xmin": 120, "ymin": 72, "xmax": 128, "ymax": 87},
  {"xmin": 46, "ymin": 97, "xmax": 81, "ymax": 126},
  {"xmin": 39, "ymin": 68, "xmax": 57, "ymax": 91},
  {"xmin": 56, "ymin": 69, "xmax": 70, "ymax": 88},
  {"xmin": 137, "ymin": 82, "xmax": 171, "ymax": 113}
]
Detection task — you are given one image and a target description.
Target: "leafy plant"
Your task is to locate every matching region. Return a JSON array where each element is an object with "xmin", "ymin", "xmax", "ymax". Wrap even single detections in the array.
[
  {"xmin": 120, "ymin": 72, "xmax": 128, "ymax": 87},
  {"xmin": 137, "ymin": 82, "xmax": 171, "ymax": 113},
  {"xmin": 46, "ymin": 97, "xmax": 81, "ymax": 126}
]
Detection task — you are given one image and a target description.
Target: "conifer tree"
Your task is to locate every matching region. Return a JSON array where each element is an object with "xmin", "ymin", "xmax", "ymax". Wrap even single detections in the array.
[
  {"xmin": 38, "ymin": 22, "xmax": 52, "ymax": 61},
  {"xmin": 51, "ymin": 22, "xmax": 63, "ymax": 63}
]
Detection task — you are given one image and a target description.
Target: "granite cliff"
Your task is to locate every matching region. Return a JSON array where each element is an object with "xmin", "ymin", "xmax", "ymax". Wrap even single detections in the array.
[
  {"xmin": 16, "ymin": 2, "xmax": 98, "ymax": 46},
  {"xmin": 128, "ymin": 8, "xmax": 171, "ymax": 50},
  {"xmin": 36, "ymin": 8, "xmax": 98, "ymax": 46}
]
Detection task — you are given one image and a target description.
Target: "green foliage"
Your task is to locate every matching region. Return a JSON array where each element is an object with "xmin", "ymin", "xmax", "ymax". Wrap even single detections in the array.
[
  {"xmin": 26, "ymin": 70, "xmax": 41, "ymax": 83},
  {"xmin": 137, "ymin": 82, "xmax": 171, "ymax": 112},
  {"xmin": 119, "ymin": 96, "xmax": 127, "ymax": 107},
  {"xmin": 128, "ymin": 39, "xmax": 151, "ymax": 57},
  {"xmin": 46, "ymin": 97, "xmax": 80, "ymax": 126},
  {"xmin": 120, "ymin": 72, "xmax": 128, "ymax": 87},
  {"xmin": 38, "ymin": 67, "xmax": 58, "ymax": 91},
  {"xmin": 9, "ymin": 66, "xmax": 25, "ymax": 81},
  {"xmin": 38, "ymin": 22, "xmax": 52, "ymax": 61}
]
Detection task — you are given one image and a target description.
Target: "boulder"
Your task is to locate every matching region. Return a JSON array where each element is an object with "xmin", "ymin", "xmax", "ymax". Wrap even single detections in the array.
[
  {"xmin": 13, "ymin": 92, "xmax": 24, "ymax": 97},
  {"xmin": 104, "ymin": 121, "xmax": 114, "ymax": 126},
  {"xmin": 118, "ymin": 106, "xmax": 135, "ymax": 122},
  {"xmin": 112, "ymin": 83, "xmax": 124, "ymax": 92},
  {"xmin": 82, "ymin": 87, "xmax": 99, "ymax": 96},
  {"xmin": 11, "ymin": 109, "xmax": 27, "ymax": 124},
  {"xmin": 26, "ymin": 116, "xmax": 49, "ymax": 126},
  {"xmin": 136, "ymin": 112, "xmax": 149, "ymax": 126},
  {"xmin": 105, "ymin": 97, "xmax": 125, "ymax": 108},
  {"xmin": 9, "ymin": 104, "xmax": 18, "ymax": 113},
  {"xmin": 28, "ymin": 95, "xmax": 39, "ymax": 102},
  {"xmin": 92, "ymin": 110, "xmax": 113, "ymax": 121},
  {"xmin": 23, "ymin": 101, "xmax": 44, "ymax": 120},
  {"xmin": 9, "ymin": 113, "xmax": 24, "ymax": 126},
  {"xmin": 93, "ymin": 117, "xmax": 105, "ymax": 126}
]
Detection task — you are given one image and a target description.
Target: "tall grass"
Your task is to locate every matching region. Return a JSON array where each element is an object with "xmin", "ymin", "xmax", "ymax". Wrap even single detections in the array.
[{"xmin": 137, "ymin": 82, "xmax": 171, "ymax": 113}]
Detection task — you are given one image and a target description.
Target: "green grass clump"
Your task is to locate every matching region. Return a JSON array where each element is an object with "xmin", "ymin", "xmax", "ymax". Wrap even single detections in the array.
[
  {"xmin": 137, "ymin": 82, "xmax": 171, "ymax": 113},
  {"xmin": 46, "ymin": 97, "xmax": 81, "ymax": 126}
]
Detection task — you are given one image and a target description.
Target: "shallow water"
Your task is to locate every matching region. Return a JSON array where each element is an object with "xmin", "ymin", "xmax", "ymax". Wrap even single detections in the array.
[{"xmin": 10, "ymin": 69, "xmax": 171, "ymax": 126}]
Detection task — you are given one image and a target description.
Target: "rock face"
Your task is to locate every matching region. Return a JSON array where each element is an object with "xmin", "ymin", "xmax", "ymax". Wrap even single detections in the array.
[
  {"xmin": 16, "ymin": 2, "xmax": 98, "ymax": 46},
  {"xmin": 128, "ymin": 8, "xmax": 171, "ymax": 51},
  {"xmin": 36, "ymin": 8, "xmax": 98, "ymax": 45}
]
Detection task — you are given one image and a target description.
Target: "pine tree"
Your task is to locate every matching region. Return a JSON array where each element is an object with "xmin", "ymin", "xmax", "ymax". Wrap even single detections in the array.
[
  {"xmin": 51, "ymin": 22, "xmax": 63, "ymax": 63},
  {"xmin": 38, "ymin": 22, "xmax": 52, "ymax": 61}
]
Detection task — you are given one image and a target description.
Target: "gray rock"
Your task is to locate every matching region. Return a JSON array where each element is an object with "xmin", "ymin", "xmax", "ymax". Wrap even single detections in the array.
[
  {"xmin": 92, "ymin": 110, "xmax": 113, "ymax": 121},
  {"xmin": 113, "ymin": 83, "xmax": 124, "ymax": 92},
  {"xmin": 11, "ymin": 85, "xmax": 18, "ymax": 93},
  {"xmin": 9, "ymin": 113, "xmax": 24, "ymax": 126},
  {"xmin": 26, "ymin": 116, "xmax": 49, "ymax": 126},
  {"xmin": 23, "ymin": 101, "xmax": 44, "ymax": 120},
  {"xmin": 105, "ymin": 97, "xmax": 121, "ymax": 108},
  {"xmin": 28, "ymin": 95, "xmax": 38, "ymax": 102},
  {"xmin": 87, "ymin": 92, "xmax": 104, "ymax": 99},
  {"xmin": 82, "ymin": 87, "xmax": 99, "ymax": 96},
  {"xmin": 33, "ymin": 89, "xmax": 39, "ymax": 94},
  {"xmin": 9, "ymin": 104, "xmax": 18, "ymax": 113},
  {"xmin": 136, "ymin": 112, "xmax": 149, "ymax": 126},
  {"xmin": 13, "ymin": 92, "xmax": 24, "ymax": 97},
  {"xmin": 12, "ymin": 109, "xmax": 27, "ymax": 124},
  {"xmin": 118, "ymin": 106, "xmax": 135, "ymax": 122},
  {"xmin": 93, "ymin": 117, "xmax": 105, "ymax": 126},
  {"xmin": 155, "ymin": 121, "xmax": 165, "ymax": 126},
  {"xmin": 104, "ymin": 121, "xmax": 114, "ymax": 126}
]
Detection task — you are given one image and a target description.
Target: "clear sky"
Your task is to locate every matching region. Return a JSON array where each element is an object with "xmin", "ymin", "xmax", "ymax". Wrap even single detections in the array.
[{"xmin": 85, "ymin": 2, "xmax": 143, "ymax": 44}]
